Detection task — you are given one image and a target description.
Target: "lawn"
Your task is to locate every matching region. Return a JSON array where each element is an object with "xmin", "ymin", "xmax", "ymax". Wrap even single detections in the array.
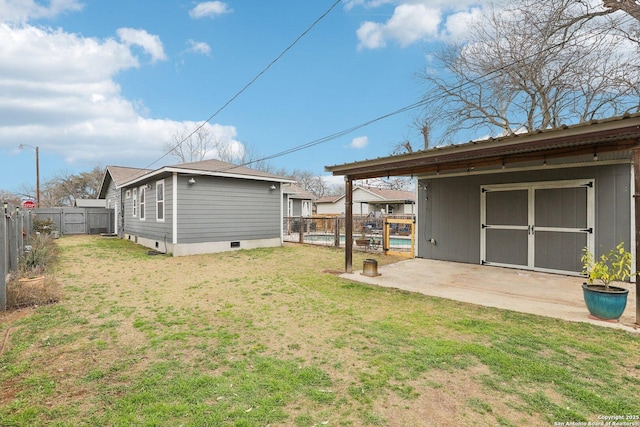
[{"xmin": 1, "ymin": 235, "xmax": 639, "ymax": 426}]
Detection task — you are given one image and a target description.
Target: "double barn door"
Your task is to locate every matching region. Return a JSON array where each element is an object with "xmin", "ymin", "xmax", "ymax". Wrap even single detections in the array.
[{"xmin": 480, "ymin": 179, "xmax": 595, "ymax": 275}]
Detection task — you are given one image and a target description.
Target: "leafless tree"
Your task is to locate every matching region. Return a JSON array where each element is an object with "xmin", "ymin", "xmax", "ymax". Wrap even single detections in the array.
[
  {"xmin": 603, "ymin": 0, "xmax": 640, "ymax": 23},
  {"xmin": 0, "ymin": 190, "xmax": 21, "ymax": 206},
  {"xmin": 164, "ymin": 125, "xmax": 247, "ymax": 165},
  {"xmin": 287, "ymin": 169, "xmax": 329, "ymax": 198},
  {"xmin": 419, "ymin": 0, "xmax": 640, "ymax": 145},
  {"xmin": 33, "ymin": 166, "xmax": 104, "ymax": 207}
]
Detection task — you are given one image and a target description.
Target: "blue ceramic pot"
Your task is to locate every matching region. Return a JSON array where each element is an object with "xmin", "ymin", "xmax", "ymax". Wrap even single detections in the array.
[{"xmin": 582, "ymin": 283, "xmax": 629, "ymax": 321}]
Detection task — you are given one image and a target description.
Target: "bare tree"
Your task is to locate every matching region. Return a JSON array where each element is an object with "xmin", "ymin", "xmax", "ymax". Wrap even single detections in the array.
[
  {"xmin": 420, "ymin": 0, "xmax": 640, "ymax": 144},
  {"xmin": 603, "ymin": 0, "xmax": 640, "ymax": 22},
  {"xmin": 165, "ymin": 125, "xmax": 246, "ymax": 165},
  {"xmin": 288, "ymin": 169, "xmax": 329, "ymax": 199},
  {"xmin": 0, "ymin": 190, "xmax": 21, "ymax": 206},
  {"xmin": 36, "ymin": 166, "xmax": 104, "ymax": 207}
]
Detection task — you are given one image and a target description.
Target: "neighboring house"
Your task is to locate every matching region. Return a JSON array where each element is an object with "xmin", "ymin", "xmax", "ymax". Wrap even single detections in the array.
[
  {"xmin": 282, "ymin": 183, "xmax": 315, "ymax": 218},
  {"xmin": 326, "ymin": 113, "xmax": 640, "ymax": 276},
  {"xmin": 314, "ymin": 186, "xmax": 415, "ymax": 216},
  {"xmin": 73, "ymin": 199, "xmax": 106, "ymax": 208},
  {"xmin": 98, "ymin": 159, "xmax": 294, "ymax": 256}
]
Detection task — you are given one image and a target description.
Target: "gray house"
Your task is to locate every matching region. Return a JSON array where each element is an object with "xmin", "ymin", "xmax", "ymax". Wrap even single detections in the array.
[
  {"xmin": 282, "ymin": 183, "xmax": 315, "ymax": 218},
  {"xmin": 326, "ymin": 113, "xmax": 640, "ymax": 280},
  {"xmin": 99, "ymin": 159, "xmax": 294, "ymax": 256}
]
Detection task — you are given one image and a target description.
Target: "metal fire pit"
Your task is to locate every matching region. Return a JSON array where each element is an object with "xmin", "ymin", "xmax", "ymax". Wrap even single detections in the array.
[{"xmin": 361, "ymin": 259, "xmax": 381, "ymax": 277}]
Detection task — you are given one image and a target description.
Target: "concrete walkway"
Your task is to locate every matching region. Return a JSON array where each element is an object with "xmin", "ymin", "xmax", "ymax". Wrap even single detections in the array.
[{"xmin": 341, "ymin": 258, "xmax": 639, "ymax": 334}]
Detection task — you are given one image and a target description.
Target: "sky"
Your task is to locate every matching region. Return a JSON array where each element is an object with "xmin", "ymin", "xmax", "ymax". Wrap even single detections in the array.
[{"xmin": 0, "ymin": 0, "xmax": 486, "ymax": 197}]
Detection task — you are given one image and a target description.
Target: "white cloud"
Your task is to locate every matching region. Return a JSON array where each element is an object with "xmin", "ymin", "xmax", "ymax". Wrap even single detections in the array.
[
  {"xmin": 352, "ymin": 1, "xmax": 488, "ymax": 49},
  {"xmin": 442, "ymin": 7, "xmax": 483, "ymax": 41},
  {"xmin": 0, "ymin": 23, "xmax": 242, "ymax": 168},
  {"xmin": 344, "ymin": 0, "xmax": 394, "ymax": 12},
  {"xmin": 189, "ymin": 1, "xmax": 232, "ymax": 19},
  {"xmin": 186, "ymin": 39, "xmax": 211, "ymax": 56},
  {"xmin": 357, "ymin": 4, "xmax": 442, "ymax": 49},
  {"xmin": 116, "ymin": 28, "xmax": 167, "ymax": 63},
  {"xmin": 350, "ymin": 136, "xmax": 369, "ymax": 149},
  {"xmin": 0, "ymin": 0, "xmax": 83, "ymax": 23}
]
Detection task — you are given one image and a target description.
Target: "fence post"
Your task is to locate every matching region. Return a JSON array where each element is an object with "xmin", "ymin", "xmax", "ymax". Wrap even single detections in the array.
[
  {"xmin": 8, "ymin": 208, "xmax": 18, "ymax": 272},
  {"xmin": 334, "ymin": 217, "xmax": 340, "ymax": 247},
  {"xmin": 299, "ymin": 217, "xmax": 305, "ymax": 244},
  {"xmin": 1, "ymin": 203, "xmax": 7, "ymax": 311}
]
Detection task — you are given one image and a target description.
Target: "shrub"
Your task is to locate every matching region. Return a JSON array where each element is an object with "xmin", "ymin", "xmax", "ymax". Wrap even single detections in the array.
[
  {"xmin": 19, "ymin": 233, "xmax": 59, "ymax": 277},
  {"xmin": 7, "ymin": 275, "xmax": 61, "ymax": 309},
  {"xmin": 33, "ymin": 217, "xmax": 56, "ymax": 234}
]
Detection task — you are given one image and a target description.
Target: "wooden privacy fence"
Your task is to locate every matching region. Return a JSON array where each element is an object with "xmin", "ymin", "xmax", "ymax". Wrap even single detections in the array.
[
  {"xmin": 1, "ymin": 202, "xmax": 33, "ymax": 311},
  {"xmin": 34, "ymin": 207, "xmax": 114, "ymax": 235}
]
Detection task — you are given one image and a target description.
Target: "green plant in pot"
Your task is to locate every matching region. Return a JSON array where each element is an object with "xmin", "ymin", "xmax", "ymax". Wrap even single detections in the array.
[{"xmin": 580, "ymin": 242, "xmax": 632, "ymax": 321}]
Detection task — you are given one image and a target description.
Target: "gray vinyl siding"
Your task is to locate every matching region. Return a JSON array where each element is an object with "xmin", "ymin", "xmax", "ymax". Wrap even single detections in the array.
[
  {"xmin": 103, "ymin": 179, "xmax": 122, "ymax": 233},
  {"xmin": 123, "ymin": 177, "xmax": 173, "ymax": 243},
  {"xmin": 176, "ymin": 176, "xmax": 280, "ymax": 244},
  {"xmin": 418, "ymin": 163, "xmax": 631, "ymax": 264}
]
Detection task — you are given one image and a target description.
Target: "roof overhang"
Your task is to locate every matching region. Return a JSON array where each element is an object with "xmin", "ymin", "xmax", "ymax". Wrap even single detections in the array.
[
  {"xmin": 121, "ymin": 166, "xmax": 296, "ymax": 187},
  {"xmin": 325, "ymin": 114, "xmax": 640, "ymax": 180}
]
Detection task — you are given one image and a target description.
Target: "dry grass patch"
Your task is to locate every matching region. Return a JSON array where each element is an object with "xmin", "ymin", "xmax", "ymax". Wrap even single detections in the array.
[{"xmin": 1, "ymin": 235, "xmax": 639, "ymax": 427}]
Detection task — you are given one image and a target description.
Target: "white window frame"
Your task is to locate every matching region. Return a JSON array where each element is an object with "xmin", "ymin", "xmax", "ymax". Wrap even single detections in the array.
[
  {"xmin": 132, "ymin": 188, "xmax": 137, "ymax": 218},
  {"xmin": 125, "ymin": 190, "xmax": 131, "ymax": 199},
  {"xmin": 139, "ymin": 186, "xmax": 146, "ymax": 221},
  {"xmin": 156, "ymin": 179, "xmax": 165, "ymax": 222}
]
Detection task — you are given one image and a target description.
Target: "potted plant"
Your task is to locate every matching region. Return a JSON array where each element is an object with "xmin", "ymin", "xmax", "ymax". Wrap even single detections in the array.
[{"xmin": 580, "ymin": 242, "xmax": 632, "ymax": 321}]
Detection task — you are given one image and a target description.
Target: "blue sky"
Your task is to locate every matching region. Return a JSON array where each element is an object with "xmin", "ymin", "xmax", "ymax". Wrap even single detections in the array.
[{"xmin": 0, "ymin": 0, "xmax": 485, "ymax": 196}]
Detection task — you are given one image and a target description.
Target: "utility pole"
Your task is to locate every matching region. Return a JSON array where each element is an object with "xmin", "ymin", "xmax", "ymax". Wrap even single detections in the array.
[{"xmin": 19, "ymin": 144, "xmax": 40, "ymax": 208}]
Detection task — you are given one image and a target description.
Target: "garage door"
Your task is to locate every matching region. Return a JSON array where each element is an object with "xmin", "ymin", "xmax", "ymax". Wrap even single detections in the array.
[{"xmin": 480, "ymin": 179, "xmax": 595, "ymax": 275}]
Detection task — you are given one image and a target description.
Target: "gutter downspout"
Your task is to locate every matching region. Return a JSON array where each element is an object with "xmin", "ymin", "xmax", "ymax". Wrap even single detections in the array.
[{"xmin": 173, "ymin": 173, "xmax": 178, "ymax": 249}]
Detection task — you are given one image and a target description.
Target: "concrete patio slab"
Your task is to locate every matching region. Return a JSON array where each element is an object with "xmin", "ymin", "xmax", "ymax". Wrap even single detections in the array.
[{"xmin": 341, "ymin": 258, "xmax": 639, "ymax": 334}]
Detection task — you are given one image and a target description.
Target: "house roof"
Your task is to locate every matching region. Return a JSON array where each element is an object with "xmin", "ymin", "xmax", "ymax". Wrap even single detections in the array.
[
  {"xmin": 98, "ymin": 166, "xmax": 152, "ymax": 198},
  {"xmin": 74, "ymin": 199, "xmax": 106, "ymax": 208},
  {"xmin": 325, "ymin": 113, "xmax": 640, "ymax": 180},
  {"xmin": 119, "ymin": 159, "xmax": 295, "ymax": 187},
  {"xmin": 315, "ymin": 194, "xmax": 343, "ymax": 204},
  {"xmin": 315, "ymin": 186, "xmax": 415, "ymax": 204},
  {"xmin": 283, "ymin": 183, "xmax": 316, "ymax": 200},
  {"xmin": 357, "ymin": 187, "xmax": 415, "ymax": 203}
]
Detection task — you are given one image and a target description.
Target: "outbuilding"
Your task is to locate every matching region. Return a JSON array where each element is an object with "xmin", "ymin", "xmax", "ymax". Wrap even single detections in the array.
[{"xmin": 326, "ymin": 113, "xmax": 640, "ymax": 323}]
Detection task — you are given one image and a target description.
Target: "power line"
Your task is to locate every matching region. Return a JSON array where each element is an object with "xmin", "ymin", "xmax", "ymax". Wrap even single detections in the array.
[
  {"xmin": 140, "ymin": 0, "xmax": 343, "ymax": 172},
  {"xmin": 226, "ymin": 12, "xmax": 639, "ymax": 172}
]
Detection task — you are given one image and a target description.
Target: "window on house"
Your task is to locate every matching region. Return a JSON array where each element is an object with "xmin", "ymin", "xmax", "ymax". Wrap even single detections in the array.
[
  {"xmin": 140, "ymin": 186, "xmax": 146, "ymax": 220},
  {"xmin": 156, "ymin": 180, "xmax": 164, "ymax": 222},
  {"xmin": 132, "ymin": 188, "xmax": 137, "ymax": 217},
  {"xmin": 125, "ymin": 190, "xmax": 131, "ymax": 199}
]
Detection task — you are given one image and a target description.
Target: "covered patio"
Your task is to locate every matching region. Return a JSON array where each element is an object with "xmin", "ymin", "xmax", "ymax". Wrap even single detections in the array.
[
  {"xmin": 326, "ymin": 113, "xmax": 640, "ymax": 327},
  {"xmin": 342, "ymin": 258, "xmax": 638, "ymax": 333}
]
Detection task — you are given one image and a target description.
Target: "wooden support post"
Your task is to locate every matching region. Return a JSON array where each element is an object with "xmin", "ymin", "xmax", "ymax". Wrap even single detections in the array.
[
  {"xmin": 634, "ymin": 149, "xmax": 640, "ymax": 326},
  {"xmin": 345, "ymin": 177, "xmax": 353, "ymax": 273}
]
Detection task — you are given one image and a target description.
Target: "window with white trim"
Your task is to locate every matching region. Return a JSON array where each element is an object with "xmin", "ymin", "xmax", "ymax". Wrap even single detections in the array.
[
  {"xmin": 156, "ymin": 179, "xmax": 164, "ymax": 222},
  {"xmin": 125, "ymin": 190, "xmax": 131, "ymax": 199},
  {"xmin": 132, "ymin": 188, "xmax": 137, "ymax": 217},
  {"xmin": 139, "ymin": 186, "xmax": 146, "ymax": 220}
]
